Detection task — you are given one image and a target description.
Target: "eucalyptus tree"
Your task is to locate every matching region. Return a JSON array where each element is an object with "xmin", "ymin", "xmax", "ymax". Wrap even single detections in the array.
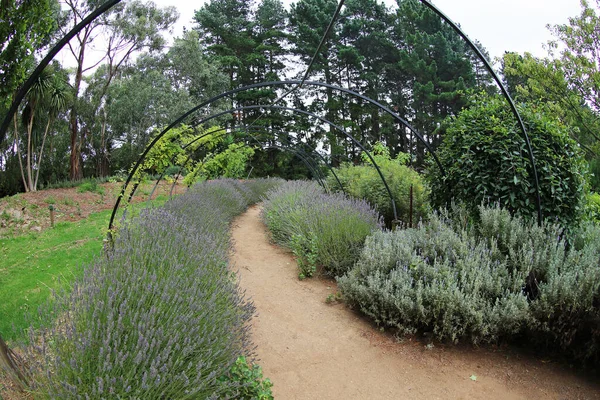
[{"xmin": 59, "ymin": 0, "xmax": 178, "ymax": 180}]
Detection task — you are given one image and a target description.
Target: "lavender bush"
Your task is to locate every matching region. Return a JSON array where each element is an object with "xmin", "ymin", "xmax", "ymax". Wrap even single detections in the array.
[
  {"xmin": 23, "ymin": 179, "xmax": 279, "ymax": 398},
  {"xmin": 262, "ymin": 180, "xmax": 382, "ymax": 278},
  {"xmin": 339, "ymin": 205, "xmax": 600, "ymax": 364}
]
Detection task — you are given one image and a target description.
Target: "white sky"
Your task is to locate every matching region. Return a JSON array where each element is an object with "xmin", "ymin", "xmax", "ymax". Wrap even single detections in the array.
[{"xmin": 153, "ymin": 0, "xmax": 585, "ymax": 62}]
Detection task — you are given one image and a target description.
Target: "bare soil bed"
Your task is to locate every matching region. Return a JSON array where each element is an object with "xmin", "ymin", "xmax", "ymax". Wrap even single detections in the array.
[
  {"xmin": 232, "ymin": 205, "xmax": 600, "ymax": 399},
  {"xmin": 0, "ymin": 180, "xmax": 186, "ymax": 238}
]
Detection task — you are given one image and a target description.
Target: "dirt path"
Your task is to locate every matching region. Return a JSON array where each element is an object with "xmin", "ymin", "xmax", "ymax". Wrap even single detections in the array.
[{"xmin": 231, "ymin": 205, "xmax": 600, "ymax": 400}]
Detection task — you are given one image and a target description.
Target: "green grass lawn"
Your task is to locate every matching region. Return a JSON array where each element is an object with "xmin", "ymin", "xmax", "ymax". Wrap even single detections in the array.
[{"xmin": 0, "ymin": 198, "xmax": 170, "ymax": 342}]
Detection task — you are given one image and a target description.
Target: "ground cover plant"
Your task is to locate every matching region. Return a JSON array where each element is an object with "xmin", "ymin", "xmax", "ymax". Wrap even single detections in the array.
[
  {"xmin": 18, "ymin": 179, "xmax": 279, "ymax": 398},
  {"xmin": 338, "ymin": 205, "xmax": 600, "ymax": 365},
  {"xmin": 327, "ymin": 142, "xmax": 430, "ymax": 227},
  {"xmin": 262, "ymin": 180, "xmax": 382, "ymax": 278}
]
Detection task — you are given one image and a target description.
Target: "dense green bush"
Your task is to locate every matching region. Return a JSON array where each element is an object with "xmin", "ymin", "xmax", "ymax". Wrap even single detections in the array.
[
  {"xmin": 218, "ymin": 356, "xmax": 274, "ymax": 399},
  {"xmin": 327, "ymin": 143, "xmax": 429, "ymax": 226},
  {"xmin": 427, "ymin": 94, "xmax": 587, "ymax": 228},
  {"xmin": 23, "ymin": 179, "xmax": 278, "ymax": 397},
  {"xmin": 262, "ymin": 180, "xmax": 382, "ymax": 278},
  {"xmin": 584, "ymin": 192, "xmax": 600, "ymax": 222},
  {"xmin": 339, "ymin": 205, "xmax": 600, "ymax": 364}
]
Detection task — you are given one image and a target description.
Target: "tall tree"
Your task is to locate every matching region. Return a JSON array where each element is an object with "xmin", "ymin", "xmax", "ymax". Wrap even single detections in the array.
[
  {"xmin": 289, "ymin": 0, "xmax": 344, "ymax": 164},
  {"xmin": 194, "ymin": 0, "xmax": 254, "ymax": 92},
  {"xmin": 548, "ymin": 0, "xmax": 600, "ymax": 116},
  {"xmin": 338, "ymin": 0, "xmax": 396, "ymax": 153},
  {"xmin": 390, "ymin": 0, "xmax": 476, "ymax": 166},
  {"xmin": 59, "ymin": 0, "xmax": 177, "ymax": 180},
  {"xmin": 501, "ymin": 51, "xmax": 600, "ymax": 155}
]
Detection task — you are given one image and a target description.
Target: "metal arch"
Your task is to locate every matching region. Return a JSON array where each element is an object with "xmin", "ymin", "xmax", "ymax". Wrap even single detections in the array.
[
  {"xmin": 0, "ymin": 0, "xmax": 542, "ymax": 224},
  {"xmin": 238, "ymin": 126, "xmax": 345, "ymax": 192},
  {"xmin": 178, "ymin": 125, "xmax": 344, "ymax": 193},
  {"xmin": 109, "ymin": 103, "xmax": 396, "ymax": 230},
  {"xmin": 139, "ymin": 124, "xmax": 346, "ymax": 208},
  {"xmin": 0, "ymin": 0, "xmax": 122, "ymax": 146},
  {"xmin": 196, "ymin": 105, "xmax": 396, "ymax": 216},
  {"xmin": 108, "ymin": 80, "xmax": 442, "ymax": 231},
  {"xmin": 174, "ymin": 132, "xmax": 328, "ymax": 192},
  {"xmin": 418, "ymin": 0, "xmax": 542, "ymax": 224},
  {"xmin": 143, "ymin": 125, "xmax": 344, "ymax": 209}
]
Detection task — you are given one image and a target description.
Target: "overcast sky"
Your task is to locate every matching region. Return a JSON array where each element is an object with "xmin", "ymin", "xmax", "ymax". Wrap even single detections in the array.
[{"xmin": 153, "ymin": 0, "xmax": 585, "ymax": 62}]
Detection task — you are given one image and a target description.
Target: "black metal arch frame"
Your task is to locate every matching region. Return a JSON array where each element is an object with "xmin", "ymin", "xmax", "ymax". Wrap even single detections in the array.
[
  {"xmin": 110, "ymin": 104, "xmax": 368, "ymax": 229},
  {"xmin": 129, "ymin": 124, "xmax": 346, "ymax": 220},
  {"xmin": 0, "ymin": 0, "xmax": 543, "ymax": 225},
  {"xmin": 140, "ymin": 127, "xmax": 330, "ymax": 204},
  {"xmin": 168, "ymin": 126, "xmax": 342, "ymax": 192},
  {"xmin": 144, "ymin": 124, "xmax": 346, "ymax": 204},
  {"xmin": 122, "ymin": 136, "xmax": 327, "ymax": 226}
]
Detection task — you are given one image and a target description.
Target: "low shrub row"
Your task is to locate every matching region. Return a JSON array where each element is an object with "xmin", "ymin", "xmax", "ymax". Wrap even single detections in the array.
[
  {"xmin": 22, "ymin": 179, "xmax": 279, "ymax": 398},
  {"xmin": 338, "ymin": 205, "xmax": 600, "ymax": 365},
  {"xmin": 262, "ymin": 180, "xmax": 382, "ymax": 278}
]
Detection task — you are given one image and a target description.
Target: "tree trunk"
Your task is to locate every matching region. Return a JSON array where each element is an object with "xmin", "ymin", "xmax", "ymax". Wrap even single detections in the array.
[
  {"xmin": 0, "ymin": 334, "xmax": 26, "ymax": 392},
  {"xmin": 26, "ymin": 109, "xmax": 35, "ymax": 192},
  {"xmin": 35, "ymin": 118, "xmax": 52, "ymax": 190},
  {"xmin": 69, "ymin": 44, "xmax": 86, "ymax": 181},
  {"xmin": 13, "ymin": 114, "xmax": 27, "ymax": 191}
]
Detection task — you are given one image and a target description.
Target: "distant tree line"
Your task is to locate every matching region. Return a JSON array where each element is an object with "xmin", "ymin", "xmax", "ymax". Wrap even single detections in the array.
[{"xmin": 1, "ymin": 0, "xmax": 599, "ymax": 197}]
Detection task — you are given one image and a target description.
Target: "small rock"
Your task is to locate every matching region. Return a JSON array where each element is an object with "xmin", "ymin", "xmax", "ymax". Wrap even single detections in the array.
[
  {"xmin": 30, "ymin": 226, "xmax": 42, "ymax": 232},
  {"xmin": 6, "ymin": 208, "xmax": 22, "ymax": 219}
]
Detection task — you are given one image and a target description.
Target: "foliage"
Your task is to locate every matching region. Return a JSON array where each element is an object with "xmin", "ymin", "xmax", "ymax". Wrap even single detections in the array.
[
  {"xmin": 584, "ymin": 192, "xmax": 600, "ymax": 222},
  {"xmin": 22, "ymin": 179, "xmax": 278, "ymax": 397},
  {"xmin": 339, "ymin": 204, "xmax": 600, "ymax": 364},
  {"xmin": 76, "ymin": 180, "xmax": 104, "ymax": 195},
  {"xmin": 427, "ymin": 94, "xmax": 587, "ymax": 229},
  {"xmin": 548, "ymin": 0, "xmax": 600, "ymax": 118},
  {"xmin": 262, "ymin": 180, "xmax": 382, "ymax": 277},
  {"xmin": 0, "ymin": 0, "xmax": 59, "ymax": 113},
  {"xmin": 501, "ymin": 52, "xmax": 600, "ymax": 158},
  {"xmin": 218, "ymin": 356, "xmax": 274, "ymax": 400},
  {"xmin": 328, "ymin": 142, "xmax": 429, "ymax": 226},
  {"xmin": 184, "ymin": 142, "xmax": 255, "ymax": 186},
  {"xmin": 138, "ymin": 125, "xmax": 224, "ymax": 180}
]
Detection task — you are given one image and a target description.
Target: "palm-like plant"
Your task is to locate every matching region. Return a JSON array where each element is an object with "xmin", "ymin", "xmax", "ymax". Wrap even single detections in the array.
[{"xmin": 16, "ymin": 65, "xmax": 71, "ymax": 191}]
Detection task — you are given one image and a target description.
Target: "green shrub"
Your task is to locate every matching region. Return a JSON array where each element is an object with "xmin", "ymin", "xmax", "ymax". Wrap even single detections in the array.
[
  {"xmin": 327, "ymin": 142, "xmax": 429, "ymax": 226},
  {"xmin": 338, "ymin": 209, "xmax": 530, "ymax": 344},
  {"xmin": 262, "ymin": 180, "xmax": 382, "ymax": 277},
  {"xmin": 339, "ymin": 205, "xmax": 600, "ymax": 364},
  {"xmin": 584, "ymin": 192, "xmax": 600, "ymax": 222},
  {"xmin": 76, "ymin": 179, "xmax": 104, "ymax": 195},
  {"xmin": 527, "ymin": 221, "xmax": 600, "ymax": 363},
  {"xmin": 218, "ymin": 356, "xmax": 274, "ymax": 399},
  {"xmin": 427, "ymin": 94, "xmax": 587, "ymax": 229}
]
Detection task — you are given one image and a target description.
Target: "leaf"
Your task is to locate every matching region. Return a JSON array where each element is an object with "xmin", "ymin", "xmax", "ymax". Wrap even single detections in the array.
[{"xmin": 470, "ymin": 375, "xmax": 477, "ymax": 381}]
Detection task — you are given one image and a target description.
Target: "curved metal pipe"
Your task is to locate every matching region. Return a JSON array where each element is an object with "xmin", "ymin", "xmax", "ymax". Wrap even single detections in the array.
[
  {"xmin": 108, "ymin": 79, "xmax": 442, "ymax": 232},
  {"xmin": 143, "ymin": 125, "xmax": 338, "ymax": 208},
  {"xmin": 110, "ymin": 103, "xmax": 390, "ymax": 230}
]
